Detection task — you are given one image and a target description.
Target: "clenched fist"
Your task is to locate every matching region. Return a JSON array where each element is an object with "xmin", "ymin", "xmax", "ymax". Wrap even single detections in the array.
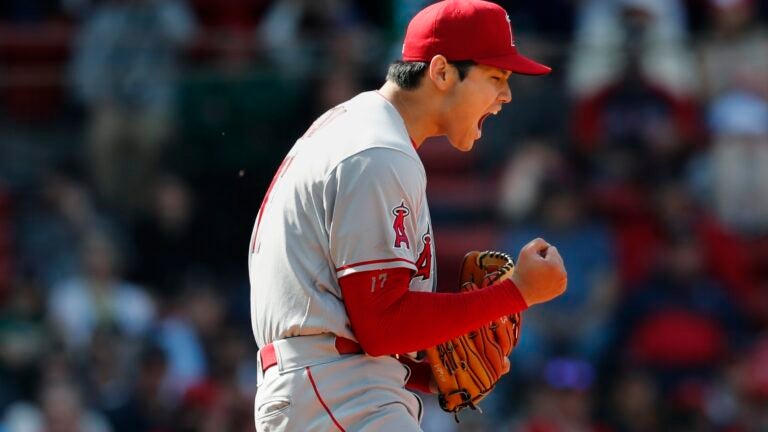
[{"xmin": 510, "ymin": 238, "xmax": 567, "ymax": 306}]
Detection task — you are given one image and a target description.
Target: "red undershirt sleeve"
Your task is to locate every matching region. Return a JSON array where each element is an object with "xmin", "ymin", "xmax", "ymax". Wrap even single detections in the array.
[{"xmin": 339, "ymin": 267, "xmax": 528, "ymax": 357}]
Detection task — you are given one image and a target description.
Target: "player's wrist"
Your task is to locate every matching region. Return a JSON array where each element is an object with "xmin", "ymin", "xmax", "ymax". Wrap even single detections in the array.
[{"xmin": 502, "ymin": 278, "xmax": 529, "ymax": 309}]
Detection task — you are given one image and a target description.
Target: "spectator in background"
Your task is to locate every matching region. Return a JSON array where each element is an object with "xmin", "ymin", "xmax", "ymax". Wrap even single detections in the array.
[
  {"xmin": 696, "ymin": 0, "xmax": 768, "ymax": 102},
  {"xmin": 47, "ymin": 230, "xmax": 155, "ymax": 353},
  {"xmin": 606, "ymin": 369, "xmax": 662, "ymax": 432},
  {"xmin": 497, "ymin": 139, "xmax": 565, "ymax": 224},
  {"xmin": 173, "ymin": 324, "xmax": 255, "ymax": 432},
  {"xmin": 104, "ymin": 346, "xmax": 174, "ymax": 432},
  {"xmin": 259, "ymin": 0, "xmax": 369, "ymax": 80},
  {"xmin": 507, "ymin": 358, "xmax": 602, "ymax": 432},
  {"xmin": 2, "ymin": 380, "xmax": 113, "ymax": 432},
  {"xmin": 609, "ymin": 231, "xmax": 750, "ymax": 429},
  {"xmin": 83, "ymin": 327, "xmax": 143, "ymax": 418},
  {"xmin": 570, "ymin": 17, "xmax": 701, "ymax": 179},
  {"xmin": 567, "ymin": 0, "xmax": 698, "ymax": 98},
  {"xmin": 186, "ymin": 0, "xmax": 269, "ymax": 70},
  {"xmin": 70, "ymin": 0, "xmax": 195, "ymax": 216},
  {"xmin": 38, "ymin": 380, "xmax": 112, "ymax": 432},
  {"xmin": 654, "ymin": 183, "xmax": 765, "ymax": 322},
  {"xmin": 17, "ymin": 169, "xmax": 117, "ymax": 287},
  {"xmin": 309, "ymin": 66, "xmax": 364, "ymax": 117},
  {"xmin": 130, "ymin": 173, "xmax": 207, "ymax": 298},
  {"xmin": 732, "ymin": 335, "xmax": 768, "ymax": 430},
  {"xmin": 0, "ymin": 276, "xmax": 48, "ymax": 411},
  {"xmin": 570, "ymin": 12, "xmax": 703, "ymax": 289},
  {"xmin": 153, "ymin": 279, "xmax": 222, "ymax": 400},
  {"xmin": 613, "ymin": 232, "xmax": 746, "ymax": 389},
  {"xmin": 693, "ymin": 90, "xmax": 768, "ymax": 235}
]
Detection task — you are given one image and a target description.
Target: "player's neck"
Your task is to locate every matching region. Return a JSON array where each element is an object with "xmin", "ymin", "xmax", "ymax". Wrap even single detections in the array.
[{"xmin": 378, "ymin": 81, "xmax": 441, "ymax": 149}]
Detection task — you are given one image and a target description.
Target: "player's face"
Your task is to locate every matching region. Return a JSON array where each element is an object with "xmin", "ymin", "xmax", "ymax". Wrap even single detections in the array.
[{"xmin": 441, "ymin": 64, "xmax": 512, "ymax": 152}]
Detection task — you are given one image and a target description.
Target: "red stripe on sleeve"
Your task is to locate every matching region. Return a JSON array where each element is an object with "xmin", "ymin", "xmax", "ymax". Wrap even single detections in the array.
[{"xmin": 335, "ymin": 257, "xmax": 415, "ymax": 272}]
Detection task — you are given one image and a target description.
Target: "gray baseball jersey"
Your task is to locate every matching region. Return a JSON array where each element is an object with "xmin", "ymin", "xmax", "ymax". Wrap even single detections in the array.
[{"xmin": 248, "ymin": 91, "xmax": 437, "ymax": 349}]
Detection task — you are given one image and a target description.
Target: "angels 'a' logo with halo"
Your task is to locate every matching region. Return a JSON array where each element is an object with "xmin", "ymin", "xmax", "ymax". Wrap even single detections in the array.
[
  {"xmin": 414, "ymin": 231, "xmax": 433, "ymax": 280},
  {"xmin": 391, "ymin": 202, "xmax": 411, "ymax": 249}
]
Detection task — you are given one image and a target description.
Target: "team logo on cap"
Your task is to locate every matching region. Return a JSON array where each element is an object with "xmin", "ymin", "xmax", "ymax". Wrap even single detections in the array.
[
  {"xmin": 392, "ymin": 202, "xmax": 411, "ymax": 249},
  {"xmin": 505, "ymin": 13, "xmax": 516, "ymax": 47}
]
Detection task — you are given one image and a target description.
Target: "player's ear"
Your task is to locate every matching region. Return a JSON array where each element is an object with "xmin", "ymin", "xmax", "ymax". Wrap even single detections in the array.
[{"xmin": 427, "ymin": 55, "xmax": 455, "ymax": 91}]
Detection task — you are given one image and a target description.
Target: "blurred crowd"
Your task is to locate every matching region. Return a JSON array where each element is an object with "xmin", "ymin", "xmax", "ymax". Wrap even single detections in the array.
[{"xmin": 0, "ymin": 0, "xmax": 767, "ymax": 431}]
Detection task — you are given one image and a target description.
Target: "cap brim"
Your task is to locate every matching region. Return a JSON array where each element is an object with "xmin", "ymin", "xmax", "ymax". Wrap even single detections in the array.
[{"xmin": 474, "ymin": 52, "xmax": 551, "ymax": 76}]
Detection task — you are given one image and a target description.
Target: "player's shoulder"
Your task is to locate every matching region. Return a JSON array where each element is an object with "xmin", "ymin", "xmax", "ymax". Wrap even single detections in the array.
[
  {"xmin": 329, "ymin": 146, "xmax": 427, "ymax": 199},
  {"xmin": 300, "ymin": 91, "xmax": 423, "ymax": 172},
  {"xmin": 339, "ymin": 146, "xmax": 424, "ymax": 178}
]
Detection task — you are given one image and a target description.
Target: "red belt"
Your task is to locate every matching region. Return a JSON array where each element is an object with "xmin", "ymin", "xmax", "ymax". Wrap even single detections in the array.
[{"xmin": 260, "ymin": 336, "xmax": 362, "ymax": 372}]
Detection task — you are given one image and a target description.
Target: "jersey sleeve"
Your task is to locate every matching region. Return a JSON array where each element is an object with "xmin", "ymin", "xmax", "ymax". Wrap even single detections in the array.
[{"xmin": 326, "ymin": 147, "xmax": 425, "ymax": 278}]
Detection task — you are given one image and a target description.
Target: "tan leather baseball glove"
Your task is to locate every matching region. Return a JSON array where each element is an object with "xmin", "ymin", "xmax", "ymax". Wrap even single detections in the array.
[{"xmin": 424, "ymin": 251, "xmax": 522, "ymax": 420}]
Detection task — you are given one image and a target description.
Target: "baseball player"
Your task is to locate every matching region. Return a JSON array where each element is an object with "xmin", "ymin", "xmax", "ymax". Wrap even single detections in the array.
[{"xmin": 248, "ymin": 1, "xmax": 567, "ymax": 430}]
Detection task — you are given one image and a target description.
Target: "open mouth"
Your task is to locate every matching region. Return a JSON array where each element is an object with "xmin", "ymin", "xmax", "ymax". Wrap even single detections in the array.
[
  {"xmin": 478, "ymin": 113, "xmax": 492, "ymax": 129},
  {"xmin": 476, "ymin": 112, "xmax": 494, "ymax": 138}
]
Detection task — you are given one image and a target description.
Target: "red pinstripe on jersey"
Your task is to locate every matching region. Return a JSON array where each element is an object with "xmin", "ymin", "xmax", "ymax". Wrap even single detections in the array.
[{"xmin": 335, "ymin": 257, "xmax": 416, "ymax": 272}]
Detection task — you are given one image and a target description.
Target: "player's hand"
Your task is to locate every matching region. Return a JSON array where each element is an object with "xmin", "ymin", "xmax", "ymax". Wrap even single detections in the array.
[{"xmin": 510, "ymin": 238, "xmax": 567, "ymax": 306}]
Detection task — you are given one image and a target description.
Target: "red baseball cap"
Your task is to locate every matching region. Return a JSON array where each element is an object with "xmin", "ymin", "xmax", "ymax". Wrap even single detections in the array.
[{"xmin": 402, "ymin": 0, "xmax": 551, "ymax": 76}]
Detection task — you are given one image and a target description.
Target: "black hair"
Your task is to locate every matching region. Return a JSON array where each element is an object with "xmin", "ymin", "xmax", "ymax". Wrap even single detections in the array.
[{"xmin": 386, "ymin": 60, "xmax": 476, "ymax": 89}]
